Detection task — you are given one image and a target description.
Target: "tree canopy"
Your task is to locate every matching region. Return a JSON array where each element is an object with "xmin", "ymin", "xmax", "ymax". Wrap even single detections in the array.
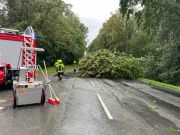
[
  {"xmin": 0, "ymin": 0, "xmax": 88, "ymax": 65},
  {"xmin": 89, "ymin": 12, "xmax": 153, "ymax": 57},
  {"xmin": 88, "ymin": 0, "xmax": 180, "ymax": 85}
]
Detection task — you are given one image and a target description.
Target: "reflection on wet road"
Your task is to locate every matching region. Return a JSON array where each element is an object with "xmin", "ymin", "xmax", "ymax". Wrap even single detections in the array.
[{"xmin": 0, "ymin": 75, "xmax": 179, "ymax": 135}]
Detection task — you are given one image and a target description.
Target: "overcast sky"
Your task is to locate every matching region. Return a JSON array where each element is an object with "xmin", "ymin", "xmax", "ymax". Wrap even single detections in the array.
[{"xmin": 63, "ymin": 0, "xmax": 119, "ymax": 43}]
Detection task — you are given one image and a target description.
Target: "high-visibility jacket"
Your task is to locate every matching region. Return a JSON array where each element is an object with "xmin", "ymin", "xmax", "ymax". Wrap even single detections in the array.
[{"xmin": 55, "ymin": 60, "xmax": 64, "ymax": 72}]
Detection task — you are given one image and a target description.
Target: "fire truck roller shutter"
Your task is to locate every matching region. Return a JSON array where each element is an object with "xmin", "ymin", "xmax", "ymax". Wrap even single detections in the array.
[{"xmin": 0, "ymin": 40, "xmax": 22, "ymax": 68}]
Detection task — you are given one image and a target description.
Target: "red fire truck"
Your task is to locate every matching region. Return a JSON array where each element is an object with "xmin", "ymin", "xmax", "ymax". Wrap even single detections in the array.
[
  {"xmin": 0, "ymin": 26, "xmax": 36, "ymax": 87},
  {"xmin": 0, "ymin": 26, "xmax": 47, "ymax": 107}
]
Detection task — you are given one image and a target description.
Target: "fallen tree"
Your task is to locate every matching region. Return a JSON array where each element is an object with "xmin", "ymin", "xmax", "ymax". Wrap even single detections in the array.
[{"xmin": 78, "ymin": 50, "xmax": 143, "ymax": 79}]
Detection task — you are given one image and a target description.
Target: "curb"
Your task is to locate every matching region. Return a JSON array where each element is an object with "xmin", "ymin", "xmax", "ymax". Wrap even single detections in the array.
[
  {"xmin": 120, "ymin": 80, "xmax": 180, "ymax": 109},
  {"xmin": 150, "ymin": 84, "xmax": 180, "ymax": 97},
  {"xmin": 138, "ymin": 81, "xmax": 180, "ymax": 97}
]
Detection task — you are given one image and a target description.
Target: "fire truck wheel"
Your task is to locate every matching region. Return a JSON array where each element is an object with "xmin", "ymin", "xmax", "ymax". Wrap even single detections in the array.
[
  {"xmin": 7, "ymin": 83, "xmax": 13, "ymax": 89},
  {"xmin": 40, "ymin": 89, "xmax": 45, "ymax": 105},
  {"xmin": 13, "ymin": 91, "xmax": 17, "ymax": 108}
]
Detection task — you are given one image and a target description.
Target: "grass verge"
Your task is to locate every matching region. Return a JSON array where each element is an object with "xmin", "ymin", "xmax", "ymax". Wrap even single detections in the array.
[
  {"xmin": 139, "ymin": 78, "xmax": 180, "ymax": 91},
  {"xmin": 38, "ymin": 65, "xmax": 74, "ymax": 74}
]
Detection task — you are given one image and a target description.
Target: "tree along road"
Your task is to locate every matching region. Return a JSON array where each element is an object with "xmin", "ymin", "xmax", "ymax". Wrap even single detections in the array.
[{"xmin": 0, "ymin": 74, "xmax": 179, "ymax": 135}]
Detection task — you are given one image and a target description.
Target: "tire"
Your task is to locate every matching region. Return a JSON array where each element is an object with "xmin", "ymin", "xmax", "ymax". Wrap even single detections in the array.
[
  {"xmin": 58, "ymin": 72, "xmax": 62, "ymax": 81},
  {"xmin": 40, "ymin": 89, "xmax": 45, "ymax": 105},
  {"xmin": 7, "ymin": 83, "xmax": 13, "ymax": 89},
  {"xmin": 13, "ymin": 91, "xmax": 17, "ymax": 108},
  {"xmin": 59, "ymin": 75, "xmax": 62, "ymax": 81}
]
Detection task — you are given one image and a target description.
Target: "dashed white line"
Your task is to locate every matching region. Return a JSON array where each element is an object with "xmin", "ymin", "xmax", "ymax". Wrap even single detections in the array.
[
  {"xmin": 96, "ymin": 92, "xmax": 113, "ymax": 120},
  {"xmin": 90, "ymin": 80, "xmax": 94, "ymax": 86}
]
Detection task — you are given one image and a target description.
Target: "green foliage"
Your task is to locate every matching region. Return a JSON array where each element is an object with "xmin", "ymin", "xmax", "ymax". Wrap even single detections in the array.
[
  {"xmin": 119, "ymin": 0, "xmax": 180, "ymax": 84},
  {"xmin": 88, "ymin": 12, "xmax": 153, "ymax": 58},
  {"xmin": 144, "ymin": 44, "xmax": 180, "ymax": 85},
  {"xmin": 0, "ymin": 0, "xmax": 88, "ymax": 65},
  {"xmin": 88, "ymin": 0, "xmax": 179, "ymax": 85},
  {"xmin": 89, "ymin": 12, "xmax": 137, "ymax": 55},
  {"xmin": 78, "ymin": 50, "xmax": 143, "ymax": 79}
]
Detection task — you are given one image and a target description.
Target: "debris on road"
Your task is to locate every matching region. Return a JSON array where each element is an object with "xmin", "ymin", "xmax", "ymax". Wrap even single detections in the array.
[{"xmin": 148, "ymin": 104, "xmax": 158, "ymax": 110}]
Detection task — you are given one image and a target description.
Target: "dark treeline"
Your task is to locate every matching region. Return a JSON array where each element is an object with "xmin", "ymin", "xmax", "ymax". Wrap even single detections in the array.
[
  {"xmin": 89, "ymin": 0, "xmax": 180, "ymax": 85},
  {"xmin": 0, "ymin": 0, "xmax": 88, "ymax": 65}
]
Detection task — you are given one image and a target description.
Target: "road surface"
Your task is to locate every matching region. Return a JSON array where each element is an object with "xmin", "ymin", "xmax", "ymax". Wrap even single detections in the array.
[{"xmin": 0, "ymin": 74, "xmax": 179, "ymax": 135}]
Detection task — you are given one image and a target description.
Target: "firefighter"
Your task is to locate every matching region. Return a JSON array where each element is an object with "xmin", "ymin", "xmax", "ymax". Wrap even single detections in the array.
[{"xmin": 55, "ymin": 59, "xmax": 64, "ymax": 80}]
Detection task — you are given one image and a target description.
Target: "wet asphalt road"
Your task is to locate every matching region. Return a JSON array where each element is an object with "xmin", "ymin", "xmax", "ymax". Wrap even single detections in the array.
[{"xmin": 0, "ymin": 74, "xmax": 180, "ymax": 135}]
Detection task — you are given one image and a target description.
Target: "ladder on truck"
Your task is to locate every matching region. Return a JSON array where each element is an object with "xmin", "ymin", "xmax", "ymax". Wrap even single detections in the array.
[
  {"xmin": 21, "ymin": 26, "xmax": 43, "ymax": 82},
  {"xmin": 23, "ymin": 26, "xmax": 36, "ymax": 67}
]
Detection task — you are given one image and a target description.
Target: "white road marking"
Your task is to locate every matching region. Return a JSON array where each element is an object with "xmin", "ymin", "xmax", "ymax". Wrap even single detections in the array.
[
  {"xmin": 96, "ymin": 92, "xmax": 113, "ymax": 120},
  {"xmin": 0, "ymin": 107, "xmax": 5, "ymax": 111},
  {"xmin": 90, "ymin": 80, "xmax": 94, "ymax": 86}
]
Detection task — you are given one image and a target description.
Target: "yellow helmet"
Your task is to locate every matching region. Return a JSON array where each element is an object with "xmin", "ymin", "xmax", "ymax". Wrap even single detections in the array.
[{"xmin": 58, "ymin": 59, "xmax": 62, "ymax": 63}]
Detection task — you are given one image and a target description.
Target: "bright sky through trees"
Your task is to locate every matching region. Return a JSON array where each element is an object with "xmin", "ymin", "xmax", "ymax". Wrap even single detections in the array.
[{"xmin": 63, "ymin": 0, "xmax": 119, "ymax": 43}]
